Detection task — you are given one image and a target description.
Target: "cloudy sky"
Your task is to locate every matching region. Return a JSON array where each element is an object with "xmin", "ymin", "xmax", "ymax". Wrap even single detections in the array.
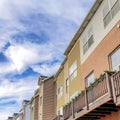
[{"xmin": 0, "ymin": 0, "xmax": 94, "ymax": 119}]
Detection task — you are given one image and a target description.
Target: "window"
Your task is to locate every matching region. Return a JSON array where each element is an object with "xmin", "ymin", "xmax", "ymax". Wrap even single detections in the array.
[
  {"xmin": 66, "ymin": 79, "xmax": 69, "ymax": 93},
  {"xmin": 69, "ymin": 61, "xmax": 77, "ymax": 81},
  {"xmin": 103, "ymin": 0, "xmax": 120, "ymax": 27},
  {"xmin": 110, "ymin": 47, "xmax": 120, "ymax": 71},
  {"xmin": 58, "ymin": 85, "xmax": 63, "ymax": 98},
  {"xmin": 40, "ymin": 96, "xmax": 42, "ymax": 105},
  {"xmin": 86, "ymin": 72, "xmax": 95, "ymax": 87},
  {"xmin": 82, "ymin": 28, "xmax": 94, "ymax": 54}
]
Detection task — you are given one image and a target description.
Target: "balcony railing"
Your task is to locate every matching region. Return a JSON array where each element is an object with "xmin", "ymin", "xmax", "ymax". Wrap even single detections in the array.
[
  {"xmin": 63, "ymin": 102, "xmax": 72, "ymax": 120},
  {"xmin": 53, "ymin": 115, "xmax": 63, "ymax": 120},
  {"xmin": 111, "ymin": 70, "xmax": 120, "ymax": 104},
  {"xmin": 87, "ymin": 74, "xmax": 108, "ymax": 105},
  {"xmin": 63, "ymin": 70, "xmax": 120, "ymax": 120}
]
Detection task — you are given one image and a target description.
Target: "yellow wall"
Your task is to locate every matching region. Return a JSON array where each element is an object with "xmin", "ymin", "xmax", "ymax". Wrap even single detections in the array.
[
  {"xmin": 56, "ymin": 40, "xmax": 82, "ymax": 113},
  {"xmin": 64, "ymin": 60, "xmax": 69, "ymax": 104},
  {"xmin": 57, "ymin": 69, "xmax": 64, "ymax": 111},
  {"xmin": 68, "ymin": 40, "xmax": 82, "ymax": 97}
]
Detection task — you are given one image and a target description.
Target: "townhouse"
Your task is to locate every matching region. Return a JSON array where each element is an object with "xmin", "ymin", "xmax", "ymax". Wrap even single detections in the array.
[
  {"xmin": 22, "ymin": 100, "xmax": 30, "ymax": 120},
  {"xmin": 54, "ymin": 36, "xmax": 82, "ymax": 119},
  {"xmin": 30, "ymin": 76, "xmax": 56, "ymax": 120},
  {"xmin": 30, "ymin": 88, "xmax": 39, "ymax": 120},
  {"xmin": 54, "ymin": 0, "xmax": 120, "ymax": 120}
]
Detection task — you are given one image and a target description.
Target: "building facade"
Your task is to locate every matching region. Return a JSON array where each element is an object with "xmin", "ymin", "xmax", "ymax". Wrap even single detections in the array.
[
  {"xmin": 22, "ymin": 100, "xmax": 30, "ymax": 120},
  {"xmin": 30, "ymin": 89, "xmax": 39, "ymax": 120},
  {"xmin": 55, "ymin": 0, "xmax": 120, "ymax": 120},
  {"xmin": 7, "ymin": 0, "xmax": 120, "ymax": 120},
  {"xmin": 54, "ymin": 39, "xmax": 82, "ymax": 118},
  {"xmin": 30, "ymin": 76, "xmax": 56, "ymax": 120}
]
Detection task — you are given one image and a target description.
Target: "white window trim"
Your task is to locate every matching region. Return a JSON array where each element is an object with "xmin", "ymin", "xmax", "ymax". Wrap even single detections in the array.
[
  {"xmin": 109, "ymin": 46, "xmax": 120, "ymax": 71},
  {"xmin": 103, "ymin": 0, "xmax": 120, "ymax": 27},
  {"xmin": 58, "ymin": 85, "xmax": 63, "ymax": 99},
  {"xmin": 85, "ymin": 72, "xmax": 95, "ymax": 87},
  {"xmin": 82, "ymin": 27, "xmax": 94, "ymax": 54},
  {"xmin": 69, "ymin": 61, "xmax": 77, "ymax": 82}
]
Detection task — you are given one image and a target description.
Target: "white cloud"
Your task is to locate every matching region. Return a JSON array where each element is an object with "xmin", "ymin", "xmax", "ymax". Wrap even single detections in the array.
[
  {"xmin": 5, "ymin": 42, "xmax": 53, "ymax": 72},
  {"xmin": 0, "ymin": 62, "xmax": 16, "ymax": 75},
  {"xmin": 0, "ymin": 75, "xmax": 38, "ymax": 120},
  {"xmin": 32, "ymin": 62, "xmax": 60, "ymax": 76},
  {"xmin": 0, "ymin": 76, "xmax": 38, "ymax": 101},
  {"xmin": 0, "ymin": 0, "xmax": 94, "ymax": 120},
  {"xmin": 34, "ymin": 0, "xmax": 94, "ymax": 24}
]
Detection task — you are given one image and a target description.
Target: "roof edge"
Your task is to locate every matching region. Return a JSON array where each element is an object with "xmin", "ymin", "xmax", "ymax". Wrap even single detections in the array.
[{"xmin": 64, "ymin": 0, "xmax": 103, "ymax": 56}]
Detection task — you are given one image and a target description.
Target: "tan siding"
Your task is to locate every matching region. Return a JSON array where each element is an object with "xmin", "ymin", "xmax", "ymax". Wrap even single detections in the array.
[
  {"xmin": 42, "ymin": 77, "xmax": 56, "ymax": 120},
  {"xmin": 34, "ymin": 96, "xmax": 39, "ymax": 120}
]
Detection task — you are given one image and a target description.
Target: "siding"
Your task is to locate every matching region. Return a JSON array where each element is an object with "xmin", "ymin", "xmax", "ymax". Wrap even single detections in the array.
[
  {"xmin": 34, "ymin": 96, "xmax": 39, "ymax": 120},
  {"xmin": 42, "ymin": 77, "xmax": 56, "ymax": 120}
]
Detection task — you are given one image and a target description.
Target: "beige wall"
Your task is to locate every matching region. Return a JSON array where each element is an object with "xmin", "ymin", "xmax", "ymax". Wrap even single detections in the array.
[
  {"xmin": 38, "ymin": 85, "xmax": 43, "ymax": 120},
  {"xmin": 80, "ymin": 0, "xmax": 120, "ymax": 63},
  {"xmin": 30, "ymin": 99, "xmax": 34, "ymax": 120}
]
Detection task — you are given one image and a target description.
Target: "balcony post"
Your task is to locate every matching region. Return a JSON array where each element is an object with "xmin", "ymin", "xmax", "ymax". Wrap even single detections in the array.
[
  {"xmin": 111, "ymin": 76, "xmax": 117, "ymax": 103},
  {"xmin": 85, "ymin": 90, "xmax": 89, "ymax": 110},
  {"xmin": 105, "ymin": 72, "xmax": 112, "ymax": 98},
  {"xmin": 72, "ymin": 101, "xmax": 75, "ymax": 118}
]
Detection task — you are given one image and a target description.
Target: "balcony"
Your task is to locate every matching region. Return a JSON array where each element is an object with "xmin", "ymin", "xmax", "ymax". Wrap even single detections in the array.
[
  {"xmin": 63, "ymin": 70, "xmax": 120, "ymax": 120},
  {"xmin": 53, "ymin": 115, "xmax": 63, "ymax": 120}
]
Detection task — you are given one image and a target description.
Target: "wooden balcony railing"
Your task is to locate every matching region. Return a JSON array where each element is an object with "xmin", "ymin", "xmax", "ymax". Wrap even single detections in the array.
[
  {"xmin": 111, "ymin": 70, "xmax": 120, "ymax": 104},
  {"xmin": 63, "ymin": 71, "xmax": 116, "ymax": 120},
  {"xmin": 73, "ymin": 91, "xmax": 86, "ymax": 113},
  {"xmin": 63, "ymin": 102, "xmax": 72, "ymax": 120},
  {"xmin": 87, "ymin": 74, "xmax": 108, "ymax": 105},
  {"xmin": 53, "ymin": 115, "xmax": 63, "ymax": 120}
]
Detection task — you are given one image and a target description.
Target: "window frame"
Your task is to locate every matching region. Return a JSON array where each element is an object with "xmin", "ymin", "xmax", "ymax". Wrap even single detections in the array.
[
  {"xmin": 85, "ymin": 71, "xmax": 95, "ymax": 87},
  {"xmin": 58, "ymin": 85, "xmax": 63, "ymax": 98},
  {"xmin": 103, "ymin": 0, "xmax": 120, "ymax": 27},
  {"xmin": 69, "ymin": 61, "xmax": 77, "ymax": 81},
  {"xmin": 82, "ymin": 27, "xmax": 94, "ymax": 55},
  {"xmin": 109, "ymin": 45, "xmax": 120, "ymax": 71}
]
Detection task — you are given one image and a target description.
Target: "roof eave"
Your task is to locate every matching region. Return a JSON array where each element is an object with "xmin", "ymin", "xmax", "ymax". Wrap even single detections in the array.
[{"xmin": 64, "ymin": 0, "xmax": 103, "ymax": 56}]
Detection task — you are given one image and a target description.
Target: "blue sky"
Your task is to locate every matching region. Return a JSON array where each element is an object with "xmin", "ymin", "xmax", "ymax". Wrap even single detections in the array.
[{"xmin": 0, "ymin": 0, "xmax": 94, "ymax": 119}]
